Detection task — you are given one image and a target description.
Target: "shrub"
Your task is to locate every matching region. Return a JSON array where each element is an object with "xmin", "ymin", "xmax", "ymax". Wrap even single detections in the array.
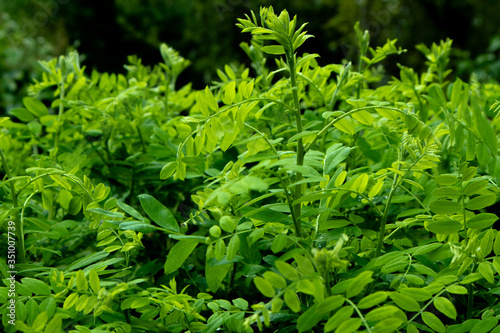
[{"xmin": 1, "ymin": 6, "xmax": 500, "ymax": 333}]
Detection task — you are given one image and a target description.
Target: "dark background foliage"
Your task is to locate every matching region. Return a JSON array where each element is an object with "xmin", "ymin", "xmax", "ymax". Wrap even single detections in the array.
[{"xmin": 1, "ymin": 0, "xmax": 500, "ymax": 110}]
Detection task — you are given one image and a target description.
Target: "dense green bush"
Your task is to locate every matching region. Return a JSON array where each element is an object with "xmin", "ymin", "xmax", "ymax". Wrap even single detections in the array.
[{"xmin": 2, "ymin": 6, "xmax": 500, "ymax": 333}]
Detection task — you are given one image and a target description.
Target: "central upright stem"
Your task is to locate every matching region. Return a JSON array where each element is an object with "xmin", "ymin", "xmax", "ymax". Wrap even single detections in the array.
[{"xmin": 288, "ymin": 52, "xmax": 303, "ymax": 238}]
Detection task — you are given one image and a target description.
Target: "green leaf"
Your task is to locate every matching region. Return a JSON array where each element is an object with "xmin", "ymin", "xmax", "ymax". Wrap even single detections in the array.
[
  {"xmin": 68, "ymin": 196, "xmax": 82, "ymax": 215},
  {"xmin": 467, "ymin": 213, "xmax": 498, "ymax": 229},
  {"xmin": 164, "ymin": 239, "xmax": 199, "ymax": 274},
  {"xmin": 389, "ymin": 292, "xmax": 420, "ymax": 312},
  {"xmin": 358, "ymin": 292, "xmax": 388, "ymax": 309},
  {"xmin": 86, "ymin": 208, "xmax": 124, "ymax": 218},
  {"xmin": 119, "ymin": 221, "xmax": 157, "ymax": 233},
  {"xmin": 205, "ymin": 247, "xmax": 231, "ymax": 292},
  {"xmin": 324, "ymin": 306, "xmax": 354, "ymax": 332},
  {"xmin": 233, "ymin": 298, "xmax": 249, "ymax": 310},
  {"xmin": 324, "ymin": 144, "xmax": 352, "ymax": 175},
  {"xmin": 76, "ymin": 270, "xmax": 88, "ymax": 292},
  {"xmin": 160, "ymin": 161, "xmax": 178, "ymax": 179},
  {"xmin": 32, "ymin": 312, "xmax": 48, "ymax": 331},
  {"xmin": 407, "ymin": 243, "xmax": 442, "ymax": 256},
  {"xmin": 494, "ymin": 230, "xmax": 500, "ymax": 256},
  {"xmin": 365, "ymin": 305, "xmax": 399, "ymax": 322},
  {"xmin": 470, "ymin": 318, "xmax": 499, "ymax": 333},
  {"xmin": 254, "ymin": 276, "xmax": 275, "ymax": 298},
  {"xmin": 429, "ymin": 200, "xmax": 461, "ymax": 215},
  {"xmin": 466, "ymin": 131, "xmax": 476, "ymax": 161},
  {"xmin": 450, "ymin": 79, "xmax": 463, "ymax": 110},
  {"xmin": 116, "ymin": 200, "xmax": 145, "ymax": 221},
  {"xmin": 463, "ymin": 179, "xmax": 488, "ymax": 196},
  {"xmin": 372, "ymin": 318, "xmax": 404, "ymax": 333},
  {"xmin": 445, "ymin": 285, "xmax": 468, "ymax": 294},
  {"xmin": 223, "ymin": 81, "xmax": 236, "ymax": 104},
  {"xmin": 422, "ymin": 311, "xmax": 446, "ymax": 333},
  {"xmin": 478, "ymin": 262, "xmax": 494, "ymax": 283},
  {"xmin": 435, "ymin": 174, "xmax": 458, "ymax": 186},
  {"xmin": 334, "ymin": 118, "xmax": 355, "ymax": 135},
  {"xmin": 204, "ymin": 86, "xmax": 219, "ymax": 113},
  {"xmin": 261, "ymin": 45, "xmax": 286, "ymax": 55},
  {"xmin": 398, "ymin": 288, "xmax": 432, "ymax": 301},
  {"xmin": 478, "ymin": 116, "xmax": 497, "ymax": 154},
  {"xmin": 275, "ymin": 260, "xmax": 299, "ymax": 281},
  {"xmin": 465, "ymin": 195, "xmax": 496, "ymax": 210},
  {"xmin": 263, "ymin": 271, "xmax": 287, "ymax": 289},
  {"xmin": 293, "ymin": 254, "xmax": 315, "ymax": 276},
  {"xmin": 369, "ymin": 180, "xmax": 384, "ymax": 198},
  {"xmin": 461, "ymin": 272, "xmax": 483, "ymax": 284},
  {"xmin": 28, "ymin": 121, "xmax": 42, "ymax": 135},
  {"xmin": 434, "ymin": 297, "xmax": 457, "ymax": 319},
  {"xmin": 347, "ymin": 271, "xmax": 373, "ymax": 298},
  {"xmin": 138, "ymin": 194, "xmax": 179, "ymax": 232},
  {"xmin": 66, "ymin": 251, "xmax": 109, "ymax": 271},
  {"xmin": 44, "ymin": 315, "xmax": 62, "ymax": 333},
  {"xmin": 432, "ymin": 187, "xmax": 461, "ymax": 199},
  {"xmin": 21, "ymin": 278, "xmax": 51, "ymax": 296},
  {"xmin": 317, "ymin": 295, "xmax": 345, "ymax": 314},
  {"xmin": 284, "ymin": 289, "xmax": 301, "ymax": 312},
  {"xmin": 335, "ymin": 318, "xmax": 362, "ymax": 333},
  {"xmin": 351, "ymin": 110, "xmax": 373, "ymax": 125},
  {"xmin": 346, "ymin": 99, "xmax": 368, "ymax": 108},
  {"xmin": 215, "ymin": 238, "xmax": 226, "ymax": 260},
  {"xmin": 23, "ymin": 96, "xmax": 49, "ymax": 117},
  {"xmin": 9, "ymin": 107, "xmax": 36, "ymax": 122},
  {"xmin": 89, "ymin": 269, "xmax": 100, "ymax": 293},
  {"xmin": 63, "ymin": 293, "xmax": 79, "ymax": 309},
  {"xmin": 297, "ymin": 304, "xmax": 324, "ymax": 332},
  {"xmin": 375, "ymin": 107, "xmax": 398, "ymax": 120},
  {"xmin": 226, "ymin": 234, "xmax": 240, "ymax": 261},
  {"xmin": 425, "ymin": 219, "xmax": 462, "ymax": 235}
]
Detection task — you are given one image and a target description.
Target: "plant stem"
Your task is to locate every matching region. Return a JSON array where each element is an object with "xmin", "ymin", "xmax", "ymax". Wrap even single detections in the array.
[
  {"xmin": 374, "ymin": 150, "xmax": 402, "ymax": 258},
  {"xmin": 287, "ymin": 52, "xmax": 303, "ymax": 238},
  {"xmin": 0, "ymin": 148, "xmax": 26, "ymax": 262},
  {"xmin": 467, "ymin": 280, "xmax": 474, "ymax": 319},
  {"xmin": 345, "ymin": 298, "xmax": 372, "ymax": 333}
]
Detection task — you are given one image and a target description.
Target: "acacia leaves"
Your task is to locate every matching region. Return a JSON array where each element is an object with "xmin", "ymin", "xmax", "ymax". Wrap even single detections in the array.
[{"xmin": 237, "ymin": 7, "xmax": 313, "ymax": 57}]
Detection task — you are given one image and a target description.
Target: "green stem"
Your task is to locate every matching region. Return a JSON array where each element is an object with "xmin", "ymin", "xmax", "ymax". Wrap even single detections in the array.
[
  {"xmin": 345, "ymin": 298, "xmax": 372, "ymax": 333},
  {"xmin": 0, "ymin": 148, "xmax": 26, "ymax": 262},
  {"xmin": 467, "ymin": 283, "xmax": 474, "ymax": 319},
  {"xmin": 374, "ymin": 150, "xmax": 403, "ymax": 258},
  {"xmin": 374, "ymin": 144, "xmax": 428, "ymax": 257},
  {"xmin": 305, "ymin": 106, "xmax": 414, "ymax": 153},
  {"xmin": 403, "ymin": 284, "xmax": 456, "ymax": 330},
  {"xmin": 242, "ymin": 123, "xmax": 300, "ymax": 228},
  {"xmin": 288, "ymin": 52, "xmax": 303, "ymax": 238},
  {"xmin": 357, "ymin": 48, "xmax": 365, "ymax": 99}
]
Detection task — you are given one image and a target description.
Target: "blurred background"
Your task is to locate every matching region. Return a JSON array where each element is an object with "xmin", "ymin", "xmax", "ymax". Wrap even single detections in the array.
[{"xmin": 1, "ymin": 0, "xmax": 500, "ymax": 112}]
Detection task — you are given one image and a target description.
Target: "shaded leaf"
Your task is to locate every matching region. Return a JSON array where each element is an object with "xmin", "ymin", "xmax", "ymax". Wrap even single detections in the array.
[{"xmin": 139, "ymin": 194, "xmax": 179, "ymax": 232}]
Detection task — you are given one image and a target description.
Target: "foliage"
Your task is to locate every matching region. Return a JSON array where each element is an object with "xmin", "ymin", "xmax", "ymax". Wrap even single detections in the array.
[{"xmin": 2, "ymin": 6, "xmax": 500, "ymax": 333}]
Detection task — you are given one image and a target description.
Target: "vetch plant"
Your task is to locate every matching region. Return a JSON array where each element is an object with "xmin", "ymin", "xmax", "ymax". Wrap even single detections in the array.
[{"xmin": 1, "ymin": 5, "xmax": 500, "ymax": 333}]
